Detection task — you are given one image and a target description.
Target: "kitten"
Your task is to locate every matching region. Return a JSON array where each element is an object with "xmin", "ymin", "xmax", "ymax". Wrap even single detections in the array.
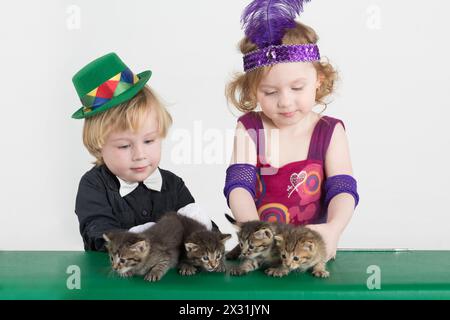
[
  {"xmin": 103, "ymin": 212, "xmax": 184, "ymax": 282},
  {"xmin": 265, "ymin": 225, "xmax": 330, "ymax": 278},
  {"xmin": 179, "ymin": 230, "xmax": 231, "ymax": 275},
  {"xmin": 172, "ymin": 212, "xmax": 231, "ymax": 275},
  {"xmin": 225, "ymin": 214, "xmax": 285, "ymax": 276}
]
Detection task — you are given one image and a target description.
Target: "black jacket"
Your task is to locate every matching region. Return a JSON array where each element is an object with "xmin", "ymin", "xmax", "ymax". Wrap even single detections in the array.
[{"xmin": 75, "ymin": 165, "xmax": 201, "ymax": 251}]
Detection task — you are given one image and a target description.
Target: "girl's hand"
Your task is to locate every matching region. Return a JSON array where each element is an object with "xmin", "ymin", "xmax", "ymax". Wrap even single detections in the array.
[{"xmin": 304, "ymin": 223, "xmax": 341, "ymax": 262}]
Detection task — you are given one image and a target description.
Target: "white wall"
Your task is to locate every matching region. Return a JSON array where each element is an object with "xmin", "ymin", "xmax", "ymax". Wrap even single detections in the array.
[{"xmin": 1, "ymin": 0, "xmax": 449, "ymax": 251}]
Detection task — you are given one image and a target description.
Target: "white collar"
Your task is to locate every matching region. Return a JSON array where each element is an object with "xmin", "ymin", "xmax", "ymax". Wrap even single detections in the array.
[{"xmin": 116, "ymin": 168, "xmax": 163, "ymax": 197}]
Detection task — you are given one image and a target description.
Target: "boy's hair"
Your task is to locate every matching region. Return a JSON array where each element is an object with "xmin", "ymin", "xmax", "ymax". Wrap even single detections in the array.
[
  {"xmin": 226, "ymin": 22, "xmax": 337, "ymax": 113},
  {"xmin": 82, "ymin": 85, "xmax": 172, "ymax": 166}
]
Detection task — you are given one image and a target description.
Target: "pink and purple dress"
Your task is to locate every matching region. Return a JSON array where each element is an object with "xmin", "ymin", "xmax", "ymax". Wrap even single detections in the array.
[{"xmin": 238, "ymin": 112, "xmax": 345, "ymax": 226}]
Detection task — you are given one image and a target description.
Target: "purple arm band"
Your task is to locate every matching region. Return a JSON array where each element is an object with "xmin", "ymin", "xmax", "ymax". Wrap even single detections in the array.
[
  {"xmin": 324, "ymin": 174, "xmax": 359, "ymax": 209},
  {"xmin": 223, "ymin": 163, "xmax": 257, "ymax": 207}
]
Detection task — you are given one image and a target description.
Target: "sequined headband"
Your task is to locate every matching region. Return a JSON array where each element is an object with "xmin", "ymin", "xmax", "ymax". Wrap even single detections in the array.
[
  {"xmin": 243, "ymin": 44, "xmax": 320, "ymax": 72},
  {"xmin": 80, "ymin": 67, "xmax": 139, "ymax": 115}
]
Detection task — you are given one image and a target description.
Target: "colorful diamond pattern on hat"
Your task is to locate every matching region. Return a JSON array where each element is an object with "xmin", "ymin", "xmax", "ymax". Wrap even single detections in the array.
[{"xmin": 81, "ymin": 68, "xmax": 139, "ymax": 114}]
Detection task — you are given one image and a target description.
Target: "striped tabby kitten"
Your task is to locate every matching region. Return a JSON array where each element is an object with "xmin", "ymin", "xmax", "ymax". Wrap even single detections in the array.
[
  {"xmin": 266, "ymin": 225, "xmax": 330, "ymax": 278},
  {"xmin": 170, "ymin": 212, "xmax": 231, "ymax": 275},
  {"xmin": 225, "ymin": 214, "xmax": 284, "ymax": 276},
  {"xmin": 179, "ymin": 231, "xmax": 231, "ymax": 275},
  {"xmin": 103, "ymin": 212, "xmax": 184, "ymax": 282}
]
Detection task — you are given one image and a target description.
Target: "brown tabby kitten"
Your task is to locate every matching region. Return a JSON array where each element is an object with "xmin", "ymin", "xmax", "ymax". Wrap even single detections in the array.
[
  {"xmin": 103, "ymin": 212, "xmax": 184, "ymax": 282},
  {"xmin": 225, "ymin": 214, "xmax": 286, "ymax": 276},
  {"xmin": 179, "ymin": 231, "xmax": 231, "ymax": 275},
  {"xmin": 171, "ymin": 212, "xmax": 231, "ymax": 275},
  {"xmin": 265, "ymin": 225, "xmax": 330, "ymax": 278}
]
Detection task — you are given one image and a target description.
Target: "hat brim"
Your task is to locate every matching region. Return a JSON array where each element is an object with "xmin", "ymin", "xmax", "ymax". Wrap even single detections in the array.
[{"xmin": 71, "ymin": 70, "xmax": 152, "ymax": 119}]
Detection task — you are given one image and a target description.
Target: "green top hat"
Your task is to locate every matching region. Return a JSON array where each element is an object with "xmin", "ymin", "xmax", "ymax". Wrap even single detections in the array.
[{"xmin": 71, "ymin": 52, "xmax": 152, "ymax": 119}]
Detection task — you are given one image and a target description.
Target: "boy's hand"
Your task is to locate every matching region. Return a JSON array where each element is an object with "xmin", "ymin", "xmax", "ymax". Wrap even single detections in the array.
[
  {"xmin": 178, "ymin": 203, "xmax": 213, "ymax": 230},
  {"xmin": 304, "ymin": 223, "xmax": 340, "ymax": 262},
  {"xmin": 129, "ymin": 222, "xmax": 155, "ymax": 233}
]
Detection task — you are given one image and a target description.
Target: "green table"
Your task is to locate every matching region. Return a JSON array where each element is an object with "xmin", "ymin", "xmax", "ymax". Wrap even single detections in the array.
[{"xmin": 1, "ymin": 250, "xmax": 450, "ymax": 300}]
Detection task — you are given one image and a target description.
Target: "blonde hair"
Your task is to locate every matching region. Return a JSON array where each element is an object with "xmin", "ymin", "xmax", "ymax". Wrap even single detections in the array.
[
  {"xmin": 82, "ymin": 85, "xmax": 172, "ymax": 166},
  {"xmin": 226, "ymin": 22, "xmax": 338, "ymax": 113}
]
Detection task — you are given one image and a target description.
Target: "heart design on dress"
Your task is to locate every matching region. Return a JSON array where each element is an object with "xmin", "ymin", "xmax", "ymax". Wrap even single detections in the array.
[
  {"xmin": 288, "ymin": 171, "xmax": 307, "ymax": 198},
  {"xmin": 290, "ymin": 171, "xmax": 307, "ymax": 188}
]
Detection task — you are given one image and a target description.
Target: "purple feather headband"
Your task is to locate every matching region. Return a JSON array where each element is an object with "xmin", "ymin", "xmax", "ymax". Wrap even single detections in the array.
[{"xmin": 241, "ymin": 0, "xmax": 320, "ymax": 72}]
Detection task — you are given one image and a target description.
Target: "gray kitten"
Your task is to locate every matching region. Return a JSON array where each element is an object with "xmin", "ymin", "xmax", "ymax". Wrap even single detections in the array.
[
  {"xmin": 103, "ymin": 212, "xmax": 184, "ymax": 282},
  {"xmin": 173, "ymin": 213, "xmax": 231, "ymax": 275},
  {"xmin": 180, "ymin": 230, "xmax": 231, "ymax": 275}
]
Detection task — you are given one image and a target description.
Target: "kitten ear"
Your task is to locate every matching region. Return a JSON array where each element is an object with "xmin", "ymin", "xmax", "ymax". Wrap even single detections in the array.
[
  {"xmin": 224, "ymin": 213, "xmax": 236, "ymax": 223},
  {"xmin": 224, "ymin": 213, "xmax": 242, "ymax": 231},
  {"xmin": 254, "ymin": 228, "xmax": 273, "ymax": 240},
  {"xmin": 129, "ymin": 240, "xmax": 149, "ymax": 253},
  {"xmin": 303, "ymin": 240, "xmax": 316, "ymax": 251},
  {"xmin": 185, "ymin": 242, "xmax": 199, "ymax": 252},
  {"xmin": 274, "ymin": 235, "xmax": 284, "ymax": 245},
  {"xmin": 220, "ymin": 234, "xmax": 232, "ymax": 243}
]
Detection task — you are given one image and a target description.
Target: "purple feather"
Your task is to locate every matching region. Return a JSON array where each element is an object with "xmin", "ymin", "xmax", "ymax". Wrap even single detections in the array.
[{"xmin": 241, "ymin": 0, "xmax": 311, "ymax": 48}]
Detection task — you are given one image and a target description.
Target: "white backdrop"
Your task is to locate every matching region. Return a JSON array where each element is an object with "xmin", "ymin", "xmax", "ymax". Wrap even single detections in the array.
[{"xmin": 1, "ymin": 0, "xmax": 449, "ymax": 251}]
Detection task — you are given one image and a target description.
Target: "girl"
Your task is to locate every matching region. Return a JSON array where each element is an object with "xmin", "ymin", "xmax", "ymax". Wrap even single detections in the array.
[{"xmin": 224, "ymin": 0, "xmax": 359, "ymax": 261}]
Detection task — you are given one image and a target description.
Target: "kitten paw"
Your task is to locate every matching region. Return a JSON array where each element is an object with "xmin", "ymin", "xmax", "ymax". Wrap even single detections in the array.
[
  {"xmin": 312, "ymin": 269, "xmax": 330, "ymax": 278},
  {"xmin": 229, "ymin": 266, "xmax": 248, "ymax": 276},
  {"xmin": 119, "ymin": 271, "xmax": 134, "ymax": 278},
  {"xmin": 179, "ymin": 265, "xmax": 197, "ymax": 276},
  {"xmin": 265, "ymin": 267, "xmax": 289, "ymax": 277},
  {"xmin": 144, "ymin": 270, "xmax": 163, "ymax": 282}
]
